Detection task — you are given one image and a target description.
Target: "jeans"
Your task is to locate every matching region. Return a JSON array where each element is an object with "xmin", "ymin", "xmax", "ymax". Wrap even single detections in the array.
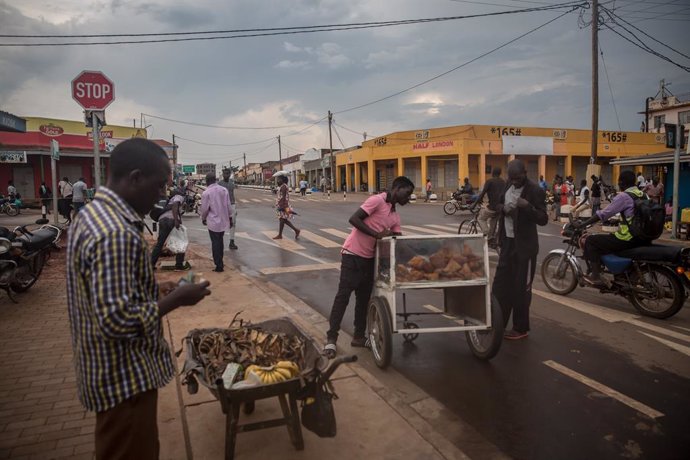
[
  {"xmin": 208, "ymin": 230, "xmax": 225, "ymax": 270},
  {"xmin": 492, "ymin": 238, "xmax": 537, "ymax": 333},
  {"xmin": 150, "ymin": 218, "xmax": 185, "ymax": 267},
  {"xmin": 591, "ymin": 197, "xmax": 601, "ymax": 215},
  {"xmin": 327, "ymin": 254, "xmax": 375, "ymax": 341},
  {"xmin": 584, "ymin": 234, "xmax": 645, "ymax": 276}
]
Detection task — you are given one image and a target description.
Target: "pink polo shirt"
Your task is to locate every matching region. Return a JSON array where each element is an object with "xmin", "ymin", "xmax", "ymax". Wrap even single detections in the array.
[{"xmin": 342, "ymin": 193, "xmax": 401, "ymax": 259}]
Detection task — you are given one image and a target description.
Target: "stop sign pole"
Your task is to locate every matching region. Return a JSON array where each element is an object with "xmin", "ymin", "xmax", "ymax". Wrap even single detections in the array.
[{"xmin": 71, "ymin": 71, "xmax": 115, "ymax": 190}]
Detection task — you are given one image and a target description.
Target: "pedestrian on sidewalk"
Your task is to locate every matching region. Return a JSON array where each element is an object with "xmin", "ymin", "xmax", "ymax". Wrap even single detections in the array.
[
  {"xmin": 200, "ymin": 173, "xmax": 233, "ymax": 272},
  {"xmin": 493, "ymin": 160, "xmax": 548, "ymax": 340},
  {"xmin": 59, "ymin": 176, "xmax": 73, "ymax": 224},
  {"xmin": 218, "ymin": 168, "xmax": 239, "ymax": 250},
  {"xmin": 424, "ymin": 178, "xmax": 432, "ymax": 202},
  {"xmin": 39, "ymin": 181, "xmax": 52, "ymax": 214},
  {"xmin": 299, "ymin": 178, "xmax": 308, "ymax": 197},
  {"xmin": 590, "ymin": 175, "xmax": 602, "ymax": 215},
  {"xmin": 324, "ymin": 176, "xmax": 415, "ymax": 358},
  {"xmin": 7, "ymin": 180, "xmax": 16, "ymax": 200},
  {"xmin": 150, "ymin": 188, "xmax": 187, "ymax": 270},
  {"xmin": 66, "ymin": 138, "xmax": 211, "ymax": 459},
  {"xmin": 472, "ymin": 167, "xmax": 505, "ymax": 248},
  {"xmin": 273, "ymin": 174, "xmax": 300, "ymax": 240},
  {"xmin": 72, "ymin": 177, "xmax": 88, "ymax": 214}
]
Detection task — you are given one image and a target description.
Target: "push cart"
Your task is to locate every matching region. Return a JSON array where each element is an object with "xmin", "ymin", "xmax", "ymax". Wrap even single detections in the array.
[
  {"xmin": 367, "ymin": 234, "xmax": 504, "ymax": 369},
  {"xmin": 181, "ymin": 318, "xmax": 355, "ymax": 460}
]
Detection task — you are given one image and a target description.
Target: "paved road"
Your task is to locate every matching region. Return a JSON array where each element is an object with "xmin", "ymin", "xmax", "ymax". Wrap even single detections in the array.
[{"xmin": 181, "ymin": 188, "xmax": 690, "ymax": 460}]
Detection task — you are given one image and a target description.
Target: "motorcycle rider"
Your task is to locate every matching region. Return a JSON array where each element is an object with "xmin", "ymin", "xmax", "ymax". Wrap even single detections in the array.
[
  {"xmin": 575, "ymin": 170, "xmax": 651, "ymax": 287},
  {"xmin": 457, "ymin": 177, "xmax": 474, "ymax": 205}
]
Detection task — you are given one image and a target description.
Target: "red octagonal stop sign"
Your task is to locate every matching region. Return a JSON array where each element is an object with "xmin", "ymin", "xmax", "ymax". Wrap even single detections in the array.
[{"xmin": 71, "ymin": 70, "xmax": 115, "ymax": 110}]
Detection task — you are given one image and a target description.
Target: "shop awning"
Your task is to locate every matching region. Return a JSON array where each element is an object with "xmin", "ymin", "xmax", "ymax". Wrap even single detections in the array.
[
  {"xmin": 0, "ymin": 131, "xmax": 97, "ymax": 151},
  {"xmin": 609, "ymin": 151, "xmax": 690, "ymax": 166}
]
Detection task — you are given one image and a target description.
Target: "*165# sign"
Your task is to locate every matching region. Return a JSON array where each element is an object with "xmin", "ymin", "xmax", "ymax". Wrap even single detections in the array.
[{"xmin": 71, "ymin": 71, "xmax": 115, "ymax": 110}]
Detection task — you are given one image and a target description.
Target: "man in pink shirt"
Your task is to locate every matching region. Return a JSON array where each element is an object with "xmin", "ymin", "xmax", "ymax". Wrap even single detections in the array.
[
  {"xmin": 200, "ymin": 173, "xmax": 233, "ymax": 272},
  {"xmin": 324, "ymin": 176, "xmax": 415, "ymax": 358}
]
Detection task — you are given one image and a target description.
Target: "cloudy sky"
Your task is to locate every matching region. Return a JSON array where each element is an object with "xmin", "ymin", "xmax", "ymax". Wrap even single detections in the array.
[{"xmin": 0, "ymin": 0, "xmax": 688, "ymax": 167}]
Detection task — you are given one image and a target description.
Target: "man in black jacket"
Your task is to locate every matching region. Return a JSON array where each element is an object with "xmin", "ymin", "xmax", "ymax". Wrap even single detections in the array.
[{"xmin": 493, "ymin": 160, "xmax": 548, "ymax": 339}]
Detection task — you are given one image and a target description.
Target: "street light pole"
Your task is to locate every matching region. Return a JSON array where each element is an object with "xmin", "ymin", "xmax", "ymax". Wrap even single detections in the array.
[
  {"xmin": 92, "ymin": 112, "xmax": 101, "ymax": 190},
  {"xmin": 278, "ymin": 135, "xmax": 282, "ymax": 170},
  {"xmin": 590, "ymin": 0, "xmax": 599, "ymax": 164},
  {"xmin": 328, "ymin": 110, "xmax": 334, "ymax": 190},
  {"xmin": 671, "ymin": 123, "xmax": 681, "ymax": 239}
]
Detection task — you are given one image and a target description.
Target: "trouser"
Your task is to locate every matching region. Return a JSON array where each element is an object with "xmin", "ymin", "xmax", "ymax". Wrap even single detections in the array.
[
  {"xmin": 584, "ymin": 234, "xmax": 645, "ymax": 276},
  {"xmin": 492, "ymin": 238, "xmax": 537, "ymax": 333},
  {"xmin": 300, "ymin": 188, "xmax": 306, "ymax": 196},
  {"xmin": 425, "ymin": 191, "xmax": 431, "ymax": 202},
  {"xmin": 228, "ymin": 207, "xmax": 237, "ymax": 240},
  {"xmin": 150, "ymin": 218, "xmax": 185, "ymax": 267},
  {"xmin": 208, "ymin": 230, "xmax": 225, "ymax": 270},
  {"xmin": 73, "ymin": 201, "xmax": 85, "ymax": 214},
  {"xmin": 572, "ymin": 202, "xmax": 591, "ymax": 218},
  {"xmin": 95, "ymin": 389, "xmax": 159, "ymax": 460},
  {"xmin": 327, "ymin": 254, "xmax": 375, "ymax": 341},
  {"xmin": 477, "ymin": 208, "xmax": 499, "ymax": 244},
  {"xmin": 553, "ymin": 202, "xmax": 561, "ymax": 220},
  {"xmin": 591, "ymin": 197, "xmax": 601, "ymax": 214}
]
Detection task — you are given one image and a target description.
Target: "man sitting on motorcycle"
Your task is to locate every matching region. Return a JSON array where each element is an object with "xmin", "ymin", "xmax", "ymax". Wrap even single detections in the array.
[
  {"xmin": 574, "ymin": 170, "xmax": 651, "ymax": 287},
  {"xmin": 456, "ymin": 177, "xmax": 475, "ymax": 205}
]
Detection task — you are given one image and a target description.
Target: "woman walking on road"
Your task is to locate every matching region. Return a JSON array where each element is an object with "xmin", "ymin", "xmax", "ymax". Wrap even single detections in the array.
[{"xmin": 273, "ymin": 175, "xmax": 300, "ymax": 240}]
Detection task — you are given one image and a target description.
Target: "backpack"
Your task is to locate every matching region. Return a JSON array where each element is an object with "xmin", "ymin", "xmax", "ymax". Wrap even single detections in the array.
[
  {"xmin": 149, "ymin": 191, "xmax": 181, "ymax": 222},
  {"xmin": 621, "ymin": 192, "xmax": 665, "ymax": 241}
]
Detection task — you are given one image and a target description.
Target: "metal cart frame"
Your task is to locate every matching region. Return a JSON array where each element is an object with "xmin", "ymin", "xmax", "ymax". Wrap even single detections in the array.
[{"xmin": 367, "ymin": 234, "xmax": 504, "ymax": 368}]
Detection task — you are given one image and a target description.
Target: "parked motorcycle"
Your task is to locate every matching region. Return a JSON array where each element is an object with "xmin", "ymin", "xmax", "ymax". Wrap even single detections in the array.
[
  {"xmin": 0, "ymin": 224, "xmax": 61, "ymax": 302},
  {"xmin": 0, "ymin": 199, "xmax": 19, "ymax": 216},
  {"xmin": 541, "ymin": 220, "xmax": 688, "ymax": 319},
  {"xmin": 443, "ymin": 191, "xmax": 477, "ymax": 215}
]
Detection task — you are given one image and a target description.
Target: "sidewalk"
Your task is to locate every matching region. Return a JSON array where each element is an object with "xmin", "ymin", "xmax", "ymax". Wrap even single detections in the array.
[{"xmin": 0, "ymin": 233, "xmax": 498, "ymax": 459}]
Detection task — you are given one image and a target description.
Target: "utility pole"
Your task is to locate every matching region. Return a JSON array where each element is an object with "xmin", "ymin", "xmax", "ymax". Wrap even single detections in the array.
[
  {"xmin": 92, "ymin": 112, "xmax": 101, "ymax": 190},
  {"xmin": 243, "ymin": 152, "xmax": 247, "ymax": 184},
  {"xmin": 590, "ymin": 0, "xmax": 599, "ymax": 164},
  {"xmin": 328, "ymin": 110, "xmax": 334, "ymax": 190},
  {"xmin": 172, "ymin": 134, "xmax": 177, "ymax": 167},
  {"xmin": 671, "ymin": 123, "xmax": 681, "ymax": 239},
  {"xmin": 277, "ymin": 135, "xmax": 283, "ymax": 170}
]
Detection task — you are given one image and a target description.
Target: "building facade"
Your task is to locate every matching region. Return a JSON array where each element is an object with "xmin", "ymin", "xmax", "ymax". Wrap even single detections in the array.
[
  {"xmin": 335, "ymin": 124, "xmax": 667, "ymax": 198},
  {"xmin": 0, "ymin": 116, "xmax": 145, "ymax": 202},
  {"xmin": 195, "ymin": 162, "xmax": 216, "ymax": 176}
]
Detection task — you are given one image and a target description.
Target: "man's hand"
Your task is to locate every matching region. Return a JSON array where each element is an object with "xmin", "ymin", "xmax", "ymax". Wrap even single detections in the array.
[
  {"xmin": 375, "ymin": 228, "xmax": 393, "ymax": 239},
  {"xmin": 174, "ymin": 220, "xmax": 181, "ymax": 229},
  {"xmin": 202, "ymin": 220, "xmax": 207, "ymax": 226},
  {"xmin": 158, "ymin": 281, "xmax": 178, "ymax": 298},
  {"xmin": 169, "ymin": 281, "xmax": 211, "ymax": 306},
  {"xmin": 516, "ymin": 197, "xmax": 530, "ymax": 208}
]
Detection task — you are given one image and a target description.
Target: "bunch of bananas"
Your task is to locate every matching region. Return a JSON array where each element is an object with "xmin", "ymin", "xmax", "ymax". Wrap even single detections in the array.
[{"xmin": 244, "ymin": 361, "xmax": 300, "ymax": 385}]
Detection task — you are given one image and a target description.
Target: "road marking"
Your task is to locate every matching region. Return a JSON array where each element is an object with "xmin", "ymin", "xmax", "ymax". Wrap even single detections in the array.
[
  {"xmin": 671, "ymin": 325, "xmax": 690, "ymax": 333},
  {"xmin": 543, "ymin": 360, "xmax": 664, "ymax": 419},
  {"xmin": 538, "ymin": 232, "xmax": 559, "ymax": 237},
  {"xmin": 424, "ymin": 224, "xmax": 458, "ymax": 233},
  {"xmin": 533, "ymin": 289, "xmax": 690, "ymax": 344},
  {"xmin": 235, "ymin": 232, "xmax": 333, "ymax": 265},
  {"xmin": 639, "ymin": 332, "xmax": 690, "ymax": 358},
  {"xmin": 298, "ymin": 230, "xmax": 342, "ymax": 248},
  {"xmin": 262, "ymin": 198, "xmax": 274, "ymax": 202},
  {"xmin": 239, "ymin": 199, "xmax": 250, "ymax": 203},
  {"xmin": 422, "ymin": 304, "xmax": 465, "ymax": 325},
  {"xmin": 260, "ymin": 262, "xmax": 341, "ymax": 275},
  {"xmin": 260, "ymin": 231, "xmax": 305, "ymax": 250},
  {"xmin": 402, "ymin": 225, "xmax": 447, "ymax": 235},
  {"xmin": 251, "ymin": 199, "xmax": 263, "ymax": 203},
  {"xmin": 320, "ymin": 228, "xmax": 350, "ymax": 239}
]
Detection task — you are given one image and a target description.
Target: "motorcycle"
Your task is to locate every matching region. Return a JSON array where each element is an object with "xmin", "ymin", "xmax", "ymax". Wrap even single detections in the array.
[
  {"xmin": 0, "ymin": 199, "xmax": 19, "ymax": 216},
  {"xmin": 541, "ymin": 219, "xmax": 688, "ymax": 319},
  {"xmin": 443, "ymin": 191, "xmax": 477, "ymax": 215},
  {"xmin": 180, "ymin": 192, "xmax": 201, "ymax": 216},
  {"xmin": 0, "ymin": 224, "xmax": 61, "ymax": 302}
]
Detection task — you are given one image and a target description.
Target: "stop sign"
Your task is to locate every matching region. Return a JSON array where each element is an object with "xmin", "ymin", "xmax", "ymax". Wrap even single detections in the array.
[{"xmin": 71, "ymin": 71, "xmax": 115, "ymax": 110}]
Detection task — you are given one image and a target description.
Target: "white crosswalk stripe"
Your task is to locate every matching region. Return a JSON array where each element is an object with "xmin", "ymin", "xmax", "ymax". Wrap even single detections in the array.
[
  {"xmin": 298, "ymin": 230, "xmax": 341, "ymax": 248},
  {"xmin": 262, "ymin": 198, "xmax": 274, "ymax": 202},
  {"xmin": 239, "ymin": 199, "xmax": 250, "ymax": 203},
  {"xmin": 320, "ymin": 228, "xmax": 350, "ymax": 239},
  {"xmin": 424, "ymin": 224, "xmax": 458, "ymax": 233},
  {"xmin": 402, "ymin": 225, "xmax": 447, "ymax": 235},
  {"xmin": 251, "ymin": 198, "xmax": 263, "ymax": 203},
  {"xmin": 260, "ymin": 231, "xmax": 305, "ymax": 250}
]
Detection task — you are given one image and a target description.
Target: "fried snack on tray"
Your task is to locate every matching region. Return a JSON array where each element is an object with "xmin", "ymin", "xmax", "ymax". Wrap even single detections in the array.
[{"xmin": 390, "ymin": 240, "xmax": 486, "ymax": 282}]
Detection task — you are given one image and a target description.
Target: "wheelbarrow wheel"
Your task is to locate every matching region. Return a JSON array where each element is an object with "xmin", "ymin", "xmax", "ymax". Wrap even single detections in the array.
[
  {"xmin": 465, "ymin": 294, "xmax": 504, "ymax": 360},
  {"xmin": 402, "ymin": 322, "xmax": 419, "ymax": 343},
  {"xmin": 367, "ymin": 296, "xmax": 393, "ymax": 369}
]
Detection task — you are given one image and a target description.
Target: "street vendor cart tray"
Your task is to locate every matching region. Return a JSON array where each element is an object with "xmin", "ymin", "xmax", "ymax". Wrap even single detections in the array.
[
  {"xmin": 181, "ymin": 317, "xmax": 355, "ymax": 459},
  {"xmin": 368, "ymin": 234, "xmax": 504, "ymax": 368}
]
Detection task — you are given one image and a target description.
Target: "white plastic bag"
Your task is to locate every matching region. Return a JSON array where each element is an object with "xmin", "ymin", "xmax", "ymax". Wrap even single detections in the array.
[{"xmin": 165, "ymin": 225, "xmax": 189, "ymax": 254}]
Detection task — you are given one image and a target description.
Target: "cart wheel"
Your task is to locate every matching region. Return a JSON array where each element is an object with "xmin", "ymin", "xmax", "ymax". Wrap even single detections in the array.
[
  {"xmin": 465, "ymin": 294, "xmax": 504, "ymax": 360},
  {"xmin": 367, "ymin": 296, "xmax": 393, "ymax": 369},
  {"xmin": 402, "ymin": 322, "xmax": 419, "ymax": 343},
  {"xmin": 243, "ymin": 401, "xmax": 255, "ymax": 415}
]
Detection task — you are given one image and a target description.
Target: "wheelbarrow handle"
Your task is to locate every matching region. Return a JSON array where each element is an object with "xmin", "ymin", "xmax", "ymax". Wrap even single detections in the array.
[{"xmin": 321, "ymin": 354, "xmax": 357, "ymax": 382}]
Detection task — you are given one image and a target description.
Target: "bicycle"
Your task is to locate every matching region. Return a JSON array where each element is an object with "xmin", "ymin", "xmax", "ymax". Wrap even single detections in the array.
[{"xmin": 458, "ymin": 207, "xmax": 481, "ymax": 234}]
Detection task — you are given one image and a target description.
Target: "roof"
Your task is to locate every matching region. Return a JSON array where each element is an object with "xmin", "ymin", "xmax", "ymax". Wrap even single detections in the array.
[{"xmin": 609, "ymin": 150, "xmax": 690, "ymax": 166}]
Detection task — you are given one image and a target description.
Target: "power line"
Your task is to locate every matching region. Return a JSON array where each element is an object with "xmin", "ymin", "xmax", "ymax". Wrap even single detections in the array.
[
  {"xmin": 174, "ymin": 135, "xmax": 276, "ymax": 147},
  {"xmin": 334, "ymin": 5, "xmax": 581, "ymax": 114},
  {"xmin": 331, "ymin": 123, "xmax": 347, "ymax": 149},
  {"xmin": 599, "ymin": 42, "xmax": 622, "ymax": 131},
  {"xmin": 602, "ymin": 23, "xmax": 690, "ymax": 71},
  {"xmin": 0, "ymin": 2, "xmax": 586, "ymax": 46},
  {"xmin": 142, "ymin": 113, "xmax": 314, "ymax": 130}
]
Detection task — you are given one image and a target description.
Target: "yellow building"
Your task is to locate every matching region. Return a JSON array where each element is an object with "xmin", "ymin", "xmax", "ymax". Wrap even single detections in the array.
[{"xmin": 335, "ymin": 124, "xmax": 668, "ymax": 198}]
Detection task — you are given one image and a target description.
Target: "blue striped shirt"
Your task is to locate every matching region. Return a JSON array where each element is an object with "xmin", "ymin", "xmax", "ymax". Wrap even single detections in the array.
[{"xmin": 66, "ymin": 187, "xmax": 174, "ymax": 412}]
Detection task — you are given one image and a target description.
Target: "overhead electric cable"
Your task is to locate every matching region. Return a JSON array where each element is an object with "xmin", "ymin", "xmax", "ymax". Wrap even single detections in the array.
[
  {"xmin": 602, "ymin": 23, "xmax": 690, "ymax": 71},
  {"xmin": 174, "ymin": 135, "xmax": 276, "ymax": 147},
  {"xmin": 142, "ymin": 113, "xmax": 313, "ymax": 130},
  {"xmin": 334, "ymin": 5, "xmax": 581, "ymax": 114},
  {"xmin": 331, "ymin": 123, "xmax": 348, "ymax": 149},
  {"xmin": 599, "ymin": 42, "xmax": 622, "ymax": 131},
  {"xmin": 0, "ymin": 2, "xmax": 587, "ymax": 46}
]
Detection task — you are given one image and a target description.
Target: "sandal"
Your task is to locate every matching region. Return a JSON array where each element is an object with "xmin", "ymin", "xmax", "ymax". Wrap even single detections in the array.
[{"xmin": 323, "ymin": 342, "xmax": 336, "ymax": 359}]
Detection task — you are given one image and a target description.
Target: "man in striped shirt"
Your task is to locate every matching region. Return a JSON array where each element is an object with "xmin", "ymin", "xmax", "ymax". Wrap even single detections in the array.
[{"xmin": 67, "ymin": 138, "xmax": 210, "ymax": 459}]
